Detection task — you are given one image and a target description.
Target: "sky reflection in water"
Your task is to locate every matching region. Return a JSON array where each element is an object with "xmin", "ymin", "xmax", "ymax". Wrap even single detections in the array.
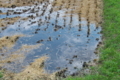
[{"xmin": 0, "ymin": 2, "xmax": 102, "ymax": 74}]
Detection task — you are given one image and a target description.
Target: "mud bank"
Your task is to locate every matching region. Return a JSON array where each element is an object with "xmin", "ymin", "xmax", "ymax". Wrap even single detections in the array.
[
  {"xmin": 52, "ymin": 0, "xmax": 103, "ymax": 26},
  {"xmin": 0, "ymin": 17, "xmax": 20, "ymax": 27},
  {"xmin": 2, "ymin": 56, "xmax": 68, "ymax": 80},
  {"xmin": 0, "ymin": 35, "xmax": 24, "ymax": 67},
  {"xmin": 0, "ymin": 0, "xmax": 48, "ymax": 7},
  {"xmin": 0, "ymin": 35, "xmax": 24, "ymax": 49},
  {"xmin": 0, "ymin": 16, "xmax": 28, "ymax": 27},
  {"xmin": 3, "ymin": 56, "xmax": 52, "ymax": 80}
]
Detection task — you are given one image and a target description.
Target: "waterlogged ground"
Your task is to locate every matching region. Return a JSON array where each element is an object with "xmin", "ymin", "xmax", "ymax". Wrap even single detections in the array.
[{"xmin": 0, "ymin": 0, "xmax": 103, "ymax": 79}]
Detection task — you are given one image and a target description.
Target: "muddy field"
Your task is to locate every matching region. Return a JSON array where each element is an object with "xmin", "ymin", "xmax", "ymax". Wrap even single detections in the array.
[{"xmin": 0, "ymin": 0, "xmax": 103, "ymax": 80}]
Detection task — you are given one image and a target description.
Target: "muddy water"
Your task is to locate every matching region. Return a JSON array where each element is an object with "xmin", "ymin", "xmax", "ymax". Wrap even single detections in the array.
[{"xmin": 0, "ymin": 0, "xmax": 102, "ymax": 77}]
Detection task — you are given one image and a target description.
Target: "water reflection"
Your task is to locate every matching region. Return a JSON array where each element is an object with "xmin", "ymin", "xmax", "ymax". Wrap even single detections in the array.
[{"xmin": 0, "ymin": 0, "xmax": 102, "ymax": 75}]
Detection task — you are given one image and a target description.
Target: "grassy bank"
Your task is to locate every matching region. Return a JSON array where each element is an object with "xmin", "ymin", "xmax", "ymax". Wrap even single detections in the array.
[{"xmin": 65, "ymin": 0, "xmax": 120, "ymax": 80}]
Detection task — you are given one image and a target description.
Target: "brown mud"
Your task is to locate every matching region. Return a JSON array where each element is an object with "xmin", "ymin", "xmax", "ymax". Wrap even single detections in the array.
[
  {"xmin": 0, "ymin": 17, "xmax": 28, "ymax": 27},
  {"xmin": 2, "ymin": 56, "xmax": 67, "ymax": 80},
  {"xmin": 0, "ymin": 0, "xmax": 48, "ymax": 7},
  {"xmin": 52, "ymin": 0, "xmax": 103, "ymax": 26},
  {"xmin": 0, "ymin": 41, "xmax": 66, "ymax": 80},
  {"xmin": 0, "ymin": 17, "xmax": 20, "ymax": 27},
  {"xmin": 0, "ymin": 43, "xmax": 42, "ymax": 67},
  {"xmin": 0, "ymin": 54, "xmax": 24, "ymax": 67},
  {"xmin": 3, "ymin": 56, "xmax": 50, "ymax": 80},
  {"xmin": 0, "ymin": 44, "xmax": 57, "ymax": 80},
  {"xmin": 0, "ymin": 35, "xmax": 24, "ymax": 67},
  {"xmin": 0, "ymin": 13, "xmax": 6, "ymax": 15},
  {"xmin": 0, "ymin": 35, "xmax": 24, "ymax": 49}
]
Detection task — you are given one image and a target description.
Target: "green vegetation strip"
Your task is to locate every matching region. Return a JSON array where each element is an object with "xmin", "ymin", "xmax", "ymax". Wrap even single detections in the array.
[
  {"xmin": 0, "ymin": 71, "xmax": 3, "ymax": 78},
  {"xmin": 65, "ymin": 0, "xmax": 120, "ymax": 80}
]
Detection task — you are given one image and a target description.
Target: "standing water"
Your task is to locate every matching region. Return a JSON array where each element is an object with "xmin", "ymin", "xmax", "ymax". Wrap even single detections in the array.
[{"xmin": 0, "ymin": 0, "xmax": 103, "ymax": 79}]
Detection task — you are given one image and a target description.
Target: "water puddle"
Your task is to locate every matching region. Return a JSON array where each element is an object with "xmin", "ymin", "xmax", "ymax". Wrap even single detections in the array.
[{"xmin": 0, "ymin": 0, "xmax": 103, "ymax": 79}]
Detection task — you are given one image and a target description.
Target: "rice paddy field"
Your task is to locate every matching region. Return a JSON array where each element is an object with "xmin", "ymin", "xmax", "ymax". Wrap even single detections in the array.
[
  {"xmin": 65, "ymin": 0, "xmax": 120, "ymax": 80},
  {"xmin": 0, "ymin": 0, "xmax": 119, "ymax": 80}
]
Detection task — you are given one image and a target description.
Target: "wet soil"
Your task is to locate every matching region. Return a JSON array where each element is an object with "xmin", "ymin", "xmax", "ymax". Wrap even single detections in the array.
[
  {"xmin": 0, "ymin": 17, "xmax": 28, "ymax": 28},
  {"xmin": 0, "ymin": 0, "xmax": 48, "ymax": 7},
  {"xmin": 52, "ymin": 0, "xmax": 103, "ymax": 26},
  {"xmin": 0, "ymin": 0, "xmax": 103, "ymax": 79}
]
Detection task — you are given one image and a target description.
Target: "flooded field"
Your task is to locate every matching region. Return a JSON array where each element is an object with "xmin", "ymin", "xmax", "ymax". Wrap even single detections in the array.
[{"xmin": 0, "ymin": 0, "xmax": 103, "ymax": 79}]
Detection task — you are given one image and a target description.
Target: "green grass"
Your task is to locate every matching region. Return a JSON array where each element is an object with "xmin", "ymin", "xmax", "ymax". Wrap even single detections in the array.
[
  {"xmin": 0, "ymin": 72, "xmax": 3, "ymax": 78},
  {"xmin": 65, "ymin": 0, "xmax": 120, "ymax": 80}
]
